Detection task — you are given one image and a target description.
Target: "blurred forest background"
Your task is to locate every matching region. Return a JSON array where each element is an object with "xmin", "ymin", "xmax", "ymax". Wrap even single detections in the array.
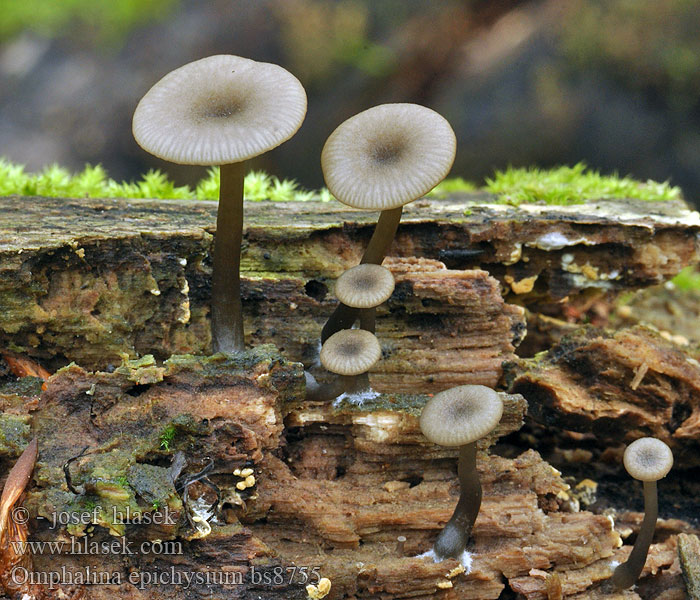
[{"xmin": 1, "ymin": 0, "xmax": 699, "ymax": 205}]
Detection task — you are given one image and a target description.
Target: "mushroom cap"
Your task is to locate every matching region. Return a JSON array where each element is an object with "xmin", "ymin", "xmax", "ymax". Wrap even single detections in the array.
[
  {"xmin": 623, "ymin": 437, "xmax": 673, "ymax": 482},
  {"xmin": 132, "ymin": 55, "xmax": 307, "ymax": 166},
  {"xmin": 335, "ymin": 264, "xmax": 395, "ymax": 309},
  {"xmin": 321, "ymin": 103, "xmax": 456, "ymax": 210},
  {"xmin": 320, "ymin": 329, "xmax": 382, "ymax": 376},
  {"xmin": 420, "ymin": 385, "xmax": 503, "ymax": 447}
]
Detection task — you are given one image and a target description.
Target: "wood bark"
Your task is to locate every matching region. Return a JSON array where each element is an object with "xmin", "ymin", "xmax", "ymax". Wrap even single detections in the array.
[
  {"xmin": 505, "ymin": 325, "xmax": 700, "ymax": 467},
  {"xmin": 1, "ymin": 193, "xmax": 698, "ymax": 599},
  {"xmin": 0, "ymin": 349, "xmax": 652, "ymax": 600},
  {"xmin": 1, "ymin": 195, "xmax": 697, "ymax": 373}
]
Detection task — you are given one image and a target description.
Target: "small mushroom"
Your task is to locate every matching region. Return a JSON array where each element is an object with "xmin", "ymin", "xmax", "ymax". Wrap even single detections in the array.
[
  {"xmin": 307, "ymin": 329, "xmax": 381, "ymax": 403},
  {"xmin": 609, "ymin": 437, "xmax": 673, "ymax": 590},
  {"xmin": 420, "ymin": 385, "xmax": 503, "ymax": 561},
  {"xmin": 320, "ymin": 103, "xmax": 455, "ymax": 342},
  {"xmin": 133, "ymin": 55, "xmax": 307, "ymax": 353},
  {"xmin": 334, "ymin": 264, "xmax": 395, "ymax": 333}
]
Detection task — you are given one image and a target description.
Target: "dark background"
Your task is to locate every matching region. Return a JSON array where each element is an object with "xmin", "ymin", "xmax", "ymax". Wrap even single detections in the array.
[{"xmin": 1, "ymin": 0, "xmax": 699, "ymax": 205}]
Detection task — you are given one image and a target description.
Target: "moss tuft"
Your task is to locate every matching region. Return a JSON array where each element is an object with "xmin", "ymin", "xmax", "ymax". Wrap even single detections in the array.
[
  {"xmin": 0, "ymin": 158, "xmax": 323, "ymax": 202},
  {"xmin": 0, "ymin": 158, "xmax": 682, "ymax": 206},
  {"xmin": 159, "ymin": 425, "xmax": 176, "ymax": 451},
  {"xmin": 670, "ymin": 266, "xmax": 700, "ymax": 292},
  {"xmin": 484, "ymin": 163, "xmax": 681, "ymax": 206}
]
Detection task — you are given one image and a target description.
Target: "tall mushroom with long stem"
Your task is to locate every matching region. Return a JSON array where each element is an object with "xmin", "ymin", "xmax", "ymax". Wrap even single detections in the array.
[
  {"xmin": 320, "ymin": 103, "xmax": 456, "ymax": 342},
  {"xmin": 420, "ymin": 385, "xmax": 503, "ymax": 562},
  {"xmin": 132, "ymin": 55, "xmax": 307, "ymax": 353},
  {"xmin": 608, "ymin": 437, "xmax": 673, "ymax": 590}
]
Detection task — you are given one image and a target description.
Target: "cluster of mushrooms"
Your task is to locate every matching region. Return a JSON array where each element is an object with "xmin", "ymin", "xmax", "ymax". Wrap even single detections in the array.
[
  {"xmin": 419, "ymin": 385, "xmax": 674, "ymax": 592},
  {"xmin": 131, "ymin": 54, "xmax": 674, "ymax": 591}
]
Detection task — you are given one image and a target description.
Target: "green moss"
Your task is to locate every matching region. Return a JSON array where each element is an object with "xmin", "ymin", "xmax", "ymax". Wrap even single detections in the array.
[
  {"xmin": 0, "ymin": 159, "xmax": 324, "ymax": 202},
  {"xmin": 484, "ymin": 163, "xmax": 681, "ymax": 206},
  {"xmin": 0, "ymin": 0, "xmax": 180, "ymax": 47},
  {"xmin": 159, "ymin": 424, "xmax": 176, "ymax": 451},
  {"xmin": 127, "ymin": 463, "xmax": 179, "ymax": 510},
  {"xmin": 427, "ymin": 176, "xmax": 477, "ymax": 197},
  {"xmin": 670, "ymin": 266, "xmax": 700, "ymax": 292},
  {"xmin": 0, "ymin": 158, "xmax": 681, "ymax": 206}
]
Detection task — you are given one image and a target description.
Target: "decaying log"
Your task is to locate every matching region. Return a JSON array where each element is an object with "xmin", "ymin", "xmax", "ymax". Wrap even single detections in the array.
[
  {"xmin": 0, "ymin": 348, "xmax": 658, "ymax": 599},
  {"xmin": 3, "ymin": 192, "xmax": 699, "ymax": 599},
  {"xmin": 1, "ymin": 194, "xmax": 698, "ymax": 374},
  {"xmin": 505, "ymin": 325, "xmax": 700, "ymax": 466}
]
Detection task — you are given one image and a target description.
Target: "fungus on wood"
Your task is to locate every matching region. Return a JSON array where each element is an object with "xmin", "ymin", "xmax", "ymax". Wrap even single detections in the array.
[
  {"xmin": 306, "ymin": 329, "xmax": 382, "ymax": 403},
  {"xmin": 132, "ymin": 54, "xmax": 307, "ymax": 353},
  {"xmin": 607, "ymin": 437, "xmax": 674, "ymax": 591},
  {"xmin": 320, "ymin": 103, "xmax": 456, "ymax": 341},
  {"xmin": 419, "ymin": 385, "xmax": 503, "ymax": 562},
  {"xmin": 333, "ymin": 263, "xmax": 395, "ymax": 333}
]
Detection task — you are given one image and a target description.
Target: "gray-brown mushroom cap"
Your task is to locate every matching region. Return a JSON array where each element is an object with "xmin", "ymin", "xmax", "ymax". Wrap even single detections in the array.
[
  {"xmin": 420, "ymin": 385, "xmax": 503, "ymax": 447},
  {"xmin": 320, "ymin": 329, "xmax": 382, "ymax": 376},
  {"xmin": 623, "ymin": 437, "xmax": 673, "ymax": 482},
  {"xmin": 132, "ymin": 55, "xmax": 307, "ymax": 165},
  {"xmin": 335, "ymin": 264, "xmax": 395, "ymax": 309},
  {"xmin": 321, "ymin": 103, "xmax": 456, "ymax": 210}
]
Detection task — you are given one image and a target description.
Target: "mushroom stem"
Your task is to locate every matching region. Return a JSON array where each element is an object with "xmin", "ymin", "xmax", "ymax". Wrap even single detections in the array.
[
  {"xmin": 610, "ymin": 480, "xmax": 658, "ymax": 589},
  {"xmin": 434, "ymin": 441, "xmax": 481, "ymax": 560},
  {"xmin": 211, "ymin": 161, "xmax": 246, "ymax": 353},
  {"xmin": 304, "ymin": 372, "xmax": 371, "ymax": 403},
  {"xmin": 361, "ymin": 206, "xmax": 403, "ymax": 265},
  {"xmin": 359, "ymin": 307, "xmax": 376, "ymax": 334},
  {"xmin": 321, "ymin": 206, "xmax": 402, "ymax": 342},
  {"xmin": 304, "ymin": 372, "xmax": 345, "ymax": 402}
]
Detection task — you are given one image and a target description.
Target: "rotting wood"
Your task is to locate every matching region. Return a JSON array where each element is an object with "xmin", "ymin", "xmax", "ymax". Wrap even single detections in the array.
[
  {"xmin": 505, "ymin": 325, "xmax": 700, "ymax": 467},
  {"xmin": 1, "ymin": 194, "xmax": 698, "ymax": 373},
  {"xmin": 1, "ymin": 192, "xmax": 699, "ymax": 599},
  {"xmin": 0, "ymin": 349, "xmax": 653, "ymax": 600}
]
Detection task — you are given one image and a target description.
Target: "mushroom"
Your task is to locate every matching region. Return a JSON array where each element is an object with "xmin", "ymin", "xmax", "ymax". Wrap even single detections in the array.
[
  {"xmin": 132, "ymin": 55, "xmax": 307, "ymax": 353},
  {"xmin": 333, "ymin": 264, "xmax": 395, "ymax": 333},
  {"xmin": 420, "ymin": 385, "xmax": 503, "ymax": 561},
  {"xmin": 306, "ymin": 329, "xmax": 381, "ymax": 403},
  {"xmin": 608, "ymin": 437, "xmax": 673, "ymax": 590},
  {"xmin": 320, "ymin": 103, "xmax": 456, "ymax": 342}
]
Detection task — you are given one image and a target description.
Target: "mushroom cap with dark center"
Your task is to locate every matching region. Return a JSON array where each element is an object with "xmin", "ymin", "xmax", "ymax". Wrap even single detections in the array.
[
  {"xmin": 133, "ymin": 55, "xmax": 307, "ymax": 165},
  {"xmin": 321, "ymin": 103, "xmax": 456, "ymax": 210},
  {"xmin": 420, "ymin": 385, "xmax": 503, "ymax": 447},
  {"xmin": 334, "ymin": 264, "xmax": 395, "ymax": 309},
  {"xmin": 320, "ymin": 329, "xmax": 382, "ymax": 376},
  {"xmin": 623, "ymin": 437, "xmax": 673, "ymax": 482}
]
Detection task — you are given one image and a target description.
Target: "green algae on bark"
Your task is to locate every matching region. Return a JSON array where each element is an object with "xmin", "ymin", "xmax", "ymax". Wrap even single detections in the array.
[
  {"xmin": 0, "ymin": 412, "xmax": 31, "ymax": 457},
  {"xmin": 679, "ymin": 533, "xmax": 700, "ymax": 600},
  {"xmin": 26, "ymin": 346, "xmax": 303, "ymax": 542}
]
